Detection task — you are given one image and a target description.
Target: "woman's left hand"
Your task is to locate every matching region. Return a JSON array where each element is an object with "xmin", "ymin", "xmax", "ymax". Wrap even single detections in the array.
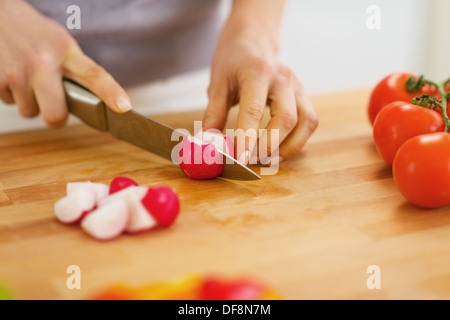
[{"xmin": 203, "ymin": 0, "xmax": 318, "ymax": 165}]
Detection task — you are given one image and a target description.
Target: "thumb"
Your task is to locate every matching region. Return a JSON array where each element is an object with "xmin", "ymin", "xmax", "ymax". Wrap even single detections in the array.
[{"xmin": 63, "ymin": 47, "xmax": 132, "ymax": 113}]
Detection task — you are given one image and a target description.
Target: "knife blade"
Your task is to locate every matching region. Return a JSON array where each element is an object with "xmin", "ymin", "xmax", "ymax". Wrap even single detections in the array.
[{"xmin": 63, "ymin": 79, "xmax": 261, "ymax": 181}]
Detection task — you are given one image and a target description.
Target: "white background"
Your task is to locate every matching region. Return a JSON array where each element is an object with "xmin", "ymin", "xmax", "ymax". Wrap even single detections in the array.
[{"xmin": 0, "ymin": 0, "xmax": 447, "ymax": 133}]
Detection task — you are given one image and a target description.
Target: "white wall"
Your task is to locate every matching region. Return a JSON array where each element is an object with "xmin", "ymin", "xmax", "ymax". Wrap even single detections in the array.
[
  {"xmin": 279, "ymin": 0, "xmax": 429, "ymax": 93},
  {"xmin": 424, "ymin": 0, "xmax": 450, "ymax": 82},
  {"xmin": 0, "ymin": 0, "xmax": 443, "ymax": 133},
  {"xmin": 129, "ymin": 0, "xmax": 437, "ymax": 113}
]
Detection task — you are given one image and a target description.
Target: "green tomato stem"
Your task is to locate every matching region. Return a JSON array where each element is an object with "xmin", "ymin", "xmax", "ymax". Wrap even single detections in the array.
[
  {"xmin": 427, "ymin": 79, "xmax": 450, "ymax": 132},
  {"xmin": 438, "ymin": 83, "xmax": 449, "ymax": 132},
  {"xmin": 408, "ymin": 76, "xmax": 450, "ymax": 132}
]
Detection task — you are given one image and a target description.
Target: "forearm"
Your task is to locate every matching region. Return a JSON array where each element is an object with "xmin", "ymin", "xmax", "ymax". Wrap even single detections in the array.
[
  {"xmin": 225, "ymin": 0, "xmax": 287, "ymax": 53},
  {"xmin": 0, "ymin": 0, "xmax": 28, "ymax": 12}
]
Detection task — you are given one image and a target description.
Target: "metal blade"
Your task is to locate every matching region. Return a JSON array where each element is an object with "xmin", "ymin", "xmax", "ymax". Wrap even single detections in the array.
[
  {"xmin": 105, "ymin": 108, "xmax": 261, "ymax": 181},
  {"xmin": 218, "ymin": 151, "xmax": 261, "ymax": 181},
  {"xmin": 106, "ymin": 108, "xmax": 182, "ymax": 161}
]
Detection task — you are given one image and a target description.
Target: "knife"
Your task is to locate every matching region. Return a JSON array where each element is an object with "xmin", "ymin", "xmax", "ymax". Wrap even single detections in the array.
[{"xmin": 63, "ymin": 79, "xmax": 261, "ymax": 181}]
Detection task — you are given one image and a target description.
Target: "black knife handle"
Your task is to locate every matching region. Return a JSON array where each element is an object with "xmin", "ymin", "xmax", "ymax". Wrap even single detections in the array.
[{"xmin": 63, "ymin": 79, "xmax": 108, "ymax": 132}]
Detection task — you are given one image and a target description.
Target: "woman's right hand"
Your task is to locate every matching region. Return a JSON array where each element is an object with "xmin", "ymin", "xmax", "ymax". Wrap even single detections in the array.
[{"xmin": 0, "ymin": 0, "xmax": 132, "ymax": 128}]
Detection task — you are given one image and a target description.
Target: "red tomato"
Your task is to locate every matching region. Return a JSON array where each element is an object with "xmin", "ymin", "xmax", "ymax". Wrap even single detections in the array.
[
  {"xmin": 445, "ymin": 81, "xmax": 450, "ymax": 92},
  {"xmin": 373, "ymin": 101, "xmax": 445, "ymax": 166},
  {"xmin": 368, "ymin": 72, "xmax": 438, "ymax": 125},
  {"xmin": 393, "ymin": 132, "xmax": 450, "ymax": 208},
  {"xmin": 200, "ymin": 278, "xmax": 265, "ymax": 300}
]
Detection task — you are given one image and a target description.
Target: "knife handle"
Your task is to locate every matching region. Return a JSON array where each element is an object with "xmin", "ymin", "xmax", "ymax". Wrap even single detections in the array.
[{"xmin": 63, "ymin": 79, "xmax": 108, "ymax": 132}]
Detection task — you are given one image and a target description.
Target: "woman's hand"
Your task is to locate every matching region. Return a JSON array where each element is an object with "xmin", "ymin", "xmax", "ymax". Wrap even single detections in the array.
[
  {"xmin": 203, "ymin": 0, "xmax": 318, "ymax": 165},
  {"xmin": 0, "ymin": 0, "xmax": 132, "ymax": 128}
]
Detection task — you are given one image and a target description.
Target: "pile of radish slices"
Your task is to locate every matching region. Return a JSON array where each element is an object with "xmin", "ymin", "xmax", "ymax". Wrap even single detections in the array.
[{"xmin": 54, "ymin": 177, "xmax": 180, "ymax": 241}]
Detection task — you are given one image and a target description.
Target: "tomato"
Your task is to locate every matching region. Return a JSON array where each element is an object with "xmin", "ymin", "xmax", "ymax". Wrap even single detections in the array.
[
  {"xmin": 445, "ymin": 81, "xmax": 450, "ymax": 92},
  {"xmin": 368, "ymin": 72, "xmax": 438, "ymax": 125},
  {"xmin": 373, "ymin": 101, "xmax": 445, "ymax": 166},
  {"xmin": 393, "ymin": 132, "xmax": 450, "ymax": 208},
  {"xmin": 200, "ymin": 277, "xmax": 265, "ymax": 300}
]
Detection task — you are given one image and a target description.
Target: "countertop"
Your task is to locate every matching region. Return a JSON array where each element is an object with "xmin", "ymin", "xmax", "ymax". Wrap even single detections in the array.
[{"xmin": 1, "ymin": 88, "xmax": 450, "ymax": 300}]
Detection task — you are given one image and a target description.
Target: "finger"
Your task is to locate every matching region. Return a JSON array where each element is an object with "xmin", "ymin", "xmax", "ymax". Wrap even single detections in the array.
[
  {"xmin": 203, "ymin": 82, "xmax": 230, "ymax": 132},
  {"xmin": 10, "ymin": 83, "xmax": 39, "ymax": 118},
  {"xmin": 63, "ymin": 47, "xmax": 132, "ymax": 113},
  {"xmin": 236, "ymin": 78, "xmax": 270, "ymax": 165},
  {"xmin": 278, "ymin": 90, "xmax": 318, "ymax": 161},
  {"xmin": 257, "ymin": 82, "xmax": 297, "ymax": 163},
  {"xmin": 32, "ymin": 71, "xmax": 68, "ymax": 128},
  {"xmin": 0, "ymin": 85, "xmax": 14, "ymax": 104}
]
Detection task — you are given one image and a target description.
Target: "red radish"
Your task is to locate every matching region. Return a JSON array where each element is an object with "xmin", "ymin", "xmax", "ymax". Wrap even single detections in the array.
[
  {"xmin": 109, "ymin": 177, "xmax": 138, "ymax": 194},
  {"xmin": 141, "ymin": 186, "xmax": 180, "ymax": 228},
  {"xmin": 178, "ymin": 131, "xmax": 234, "ymax": 180},
  {"xmin": 80, "ymin": 198, "xmax": 130, "ymax": 241},
  {"xmin": 66, "ymin": 181, "xmax": 109, "ymax": 202},
  {"xmin": 202, "ymin": 131, "xmax": 234, "ymax": 159},
  {"xmin": 54, "ymin": 188, "xmax": 97, "ymax": 224},
  {"xmin": 125, "ymin": 189, "xmax": 158, "ymax": 233}
]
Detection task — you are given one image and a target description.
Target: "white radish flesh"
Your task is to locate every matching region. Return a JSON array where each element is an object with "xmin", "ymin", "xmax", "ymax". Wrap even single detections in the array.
[
  {"xmin": 66, "ymin": 181, "xmax": 109, "ymax": 202},
  {"xmin": 54, "ymin": 188, "xmax": 97, "ymax": 224},
  {"xmin": 98, "ymin": 186, "xmax": 148, "ymax": 207},
  {"xmin": 125, "ymin": 191, "xmax": 158, "ymax": 233},
  {"xmin": 80, "ymin": 198, "xmax": 130, "ymax": 241}
]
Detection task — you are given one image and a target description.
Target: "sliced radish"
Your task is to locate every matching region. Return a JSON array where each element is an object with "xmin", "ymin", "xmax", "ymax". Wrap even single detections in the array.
[
  {"xmin": 80, "ymin": 198, "xmax": 130, "ymax": 241},
  {"xmin": 178, "ymin": 131, "xmax": 234, "ymax": 180},
  {"xmin": 109, "ymin": 177, "xmax": 139, "ymax": 194},
  {"xmin": 142, "ymin": 186, "xmax": 180, "ymax": 228},
  {"xmin": 99, "ymin": 185, "xmax": 155, "ymax": 233},
  {"xmin": 54, "ymin": 188, "xmax": 97, "ymax": 224},
  {"xmin": 56, "ymin": 178, "xmax": 181, "ymax": 240},
  {"xmin": 125, "ymin": 191, "xmax": 158, "ymax": 233},
  {"xmin": 99, "ymin": 186, "xmax": 148, "ymax": 207},
  {"xmin": 66, "ymin": 181, "xmax": 109, "ymax": 202}
]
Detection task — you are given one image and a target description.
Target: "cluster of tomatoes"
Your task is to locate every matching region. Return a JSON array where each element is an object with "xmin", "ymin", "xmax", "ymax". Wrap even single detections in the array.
[{"xmin": 368, "ymin": 72, "xmax": 450, "ymax": 209}]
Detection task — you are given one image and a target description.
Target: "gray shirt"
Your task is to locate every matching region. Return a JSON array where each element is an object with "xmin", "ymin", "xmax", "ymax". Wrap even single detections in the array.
[{"xmin": 26, "ymin": 0, "xmax": 224, "ymax": 88}]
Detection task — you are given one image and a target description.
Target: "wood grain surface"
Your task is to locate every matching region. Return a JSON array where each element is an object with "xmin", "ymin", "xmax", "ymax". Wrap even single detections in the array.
[{"xmin": 1, "ymin": 89, "xmax": 450, "ymax": 300}]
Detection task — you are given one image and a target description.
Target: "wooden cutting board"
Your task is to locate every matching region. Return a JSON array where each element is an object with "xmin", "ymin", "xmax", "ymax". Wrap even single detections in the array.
[{"xmin": 1, "ymin": 88, "xmax": 450, "ymax": 300}]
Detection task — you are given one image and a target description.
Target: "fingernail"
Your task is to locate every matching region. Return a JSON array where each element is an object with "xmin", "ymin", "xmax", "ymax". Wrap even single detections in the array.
[
  {"xmin": 238, "ymin": 150, "xmax": 250, "ymax": 165},
  {"xmin": 116, "ymin": 96, "xmax": 132, "ymax": 113}
]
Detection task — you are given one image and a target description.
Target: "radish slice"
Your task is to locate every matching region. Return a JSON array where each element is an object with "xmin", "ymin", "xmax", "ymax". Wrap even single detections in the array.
[
  {"xmin": 99, "ymin": 186, "xmax": 148, "ymax": 207},
  {"xmin": 125, "ymin": 191, "xmax": 158, "ymax": 233},
  {"xmin": 80, "ymin": 198, "xmax": 130, "ymax": 241},
  {"xmin": 109, "ymin": 177, "xmax": 138, "ymax": 194},
  {"xmin": 54, "ymin": 188, "xmax": 97, "ymax": 224},
  {"xmin": 98, "ymin": 186, "xmax": 154, "ymax": 234},
  {"xmin": 56, "ymin": 179, "xmax": 181, "ymax": 240},
  {"xmin": 66, "ymin": 181, "xmax": 109, "ymax": 202},
  {"xmin": 142, "ymin": 186, "xmax": 180, "ymax": 228}
]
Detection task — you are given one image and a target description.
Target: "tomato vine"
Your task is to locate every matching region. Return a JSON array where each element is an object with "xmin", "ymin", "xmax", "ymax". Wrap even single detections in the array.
[{"xmin": 406, "ymin": 76, "xmax": 450, "ymax": 132}]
